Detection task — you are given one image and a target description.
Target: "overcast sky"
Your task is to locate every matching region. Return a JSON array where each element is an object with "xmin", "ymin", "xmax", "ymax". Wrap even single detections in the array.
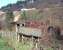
[{"xmin": 0, "ymin": 0, "xmax": 19, "ymax": 8}]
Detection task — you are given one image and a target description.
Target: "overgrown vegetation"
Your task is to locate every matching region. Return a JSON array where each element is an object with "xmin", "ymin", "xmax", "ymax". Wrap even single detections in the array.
[
  {"xmin": 1, "ymin": 4, "xmax": 63, "ymax": 50},
  {"xmin": 0, "ymin": 36, "xmax": 33, "ymax": 50},
  {"xmin": 0, "ymin": 37, "xmax": 14, "ymax": 50},
  {"xmin": 5, "ymin": 10, "xmax": 14, "ymax": 31},
  {"xmin": 21, "ymin": 10, "xmax": 42, "ymax": 21},
  {"xmin": 15, "ymin": 41, "xmax": 33, "ymax": 50}
]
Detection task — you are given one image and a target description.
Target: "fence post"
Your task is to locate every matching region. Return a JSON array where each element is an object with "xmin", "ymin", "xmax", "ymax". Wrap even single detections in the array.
[{"xmin": 22, "ymin": 35, "xmax": 24, "ymax": 42}]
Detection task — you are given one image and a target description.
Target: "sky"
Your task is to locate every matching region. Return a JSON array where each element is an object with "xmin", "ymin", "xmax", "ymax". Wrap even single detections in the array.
[{"xmin": 0, "ymin": 0, "xmax": 19, "ymax": 8}]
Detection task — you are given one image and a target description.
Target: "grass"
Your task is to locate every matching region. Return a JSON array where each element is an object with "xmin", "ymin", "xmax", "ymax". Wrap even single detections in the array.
[
  {"xmin": 1, "ymin": 37, "xmax": 34, "ymax": 50},
  {"xmin": 12, "ymin": 40, "xmax": 33, "ymax": 50},
  {"xmin": 0, "ymin": 37, "xmax": 53, "ymax": 50},
  {"xmin": 0, "ymin": 36, "xmax": 33, "ymax": 50},
  {"xmin": 0, "ymin": 38, "xmax": 14, "ymax": 50},
  {"xmin": 0, "ymin": 37, "xmax": 54, "ymax": 50},
  {"xmin": 47, "ymin": 48, "xmax": 53, "ymax": 50}
]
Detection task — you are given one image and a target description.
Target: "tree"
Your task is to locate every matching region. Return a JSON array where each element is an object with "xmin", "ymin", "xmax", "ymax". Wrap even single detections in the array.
[
  {"xmin": 21, "ymin": 11, "xmax": 27, "ymax": 20},
  {"xmin": 20, "ymin": 10, "xmax": 42, "ymax": 21},
  {"xmin": 5, "ymin": 10, "xmax": 14, "ymax": 30}
]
